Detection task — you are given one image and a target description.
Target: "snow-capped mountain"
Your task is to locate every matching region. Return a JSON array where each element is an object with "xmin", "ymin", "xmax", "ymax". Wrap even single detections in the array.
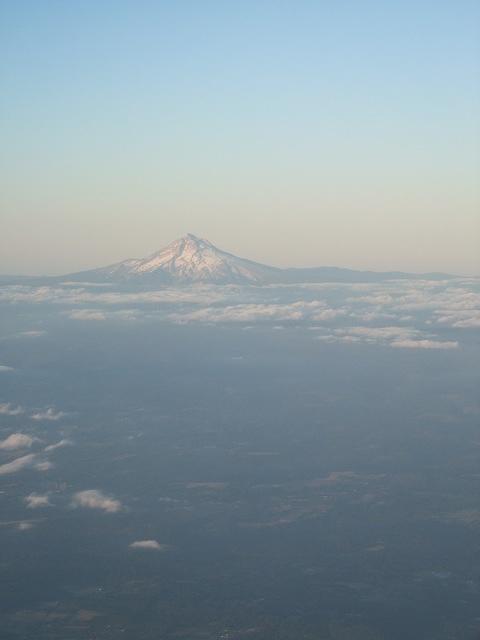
[
  {"xmin": 65, "ymin": 233, "xmax": 452, "ymax": 286},
  {"xmin": 74, "ymin": 234, "xmax": 280, "ymax": 285}
]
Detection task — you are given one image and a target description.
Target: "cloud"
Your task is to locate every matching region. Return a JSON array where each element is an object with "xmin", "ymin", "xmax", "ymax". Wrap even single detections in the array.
[
  {"xmin": 0, "ymin": 447, "xmax": 54, "ymax": 475},
  {"xmin": 71, "ymin": 490, "xmax": 122, "ymax": 513},
  {"xmin": 35, "ymin": 460, "xmax": 53, "ymax": 471},
  {"xmin": 316, "ymin": 325, "xmax": 459, "ymax": 350},
  {"xmin": 68, "ymin": 309, "xmax": 107, "ymax": 321},
  {"xmin": 0, "ymin": 365, "xmax": 14, "ymax": 372},
  {"xmin": 390, "ymin": 339, "xmax": 458, "ymax": 350},
  {"xmin": 19, "ymin": 330, "xmax": 46, "ymax": 337},
  {"xmin": 169, "ymin": 300, "xmax": 332, "ymax": 324},
  {"xmin": 340, "ymin": 326, "xmax": 417, "ymax": 341},
  {"xmin": 66, "ymin": 308, "xmax": 141, "ymax": 322},
  {"xmin": 0, "ymin": 433, "xmax": 35, "ymax": 451},
  {"xmin": 348, "ymin": 294, "xmax": 395, "ymax": 305},
  {"xmin": 449, "ymin": 317, "xmax": 480, "ymax": 328},
  {"xmin": 0, "ymin": 433, "xmax": 71, "ymax": 476},
  {"xmin": 2, "ymin": 330, "xmax": 47, "ymax": 340},
  {"xmin": 60, "ymin": 281, "xmax": 113, "ymax": 287},
  {"xmin": 44, "ymin": 439, "xmax": 72, "ymax": 452},
  {"xmin": 17, "ymin": 522, "xmax": 34, "ymax": 531},
  {"xmin": 318, "ymin": 325, "xmax": 419, "ymax": 345},
  {"xmin": 0, "ymin": 403, "xmax": 24, "ymax": 416},
  {"xmin": 436, "ymin": 310, "xmax": 480, "ymax": 328},
  {"xmin": 0, "ymin": 454, "xmax": 36, "ymax": 475},
  {"xmin": 31, "ymin": 407, "xmax": 66, "ymax": 421},
  {"xmin": 312, "ymin": 309, "xmax": 347, "ymax": 321},
  {"xmin": 344, "ymin": 279, "xmax": 480, "ymax": 315},
  {"xmin": 129, "ymin": 540, "xmax": 165, "ymax": 551},
  {"xmin": 1, "ymin": 278, "xmax": 478, "ymax": 347},
  {"xmin": 25, "ymin": 493, "xmax": 51, "ymax": 509},
  {"xmin": 350, "ymin": 311, "xmax": 397, "ymax": 322},
  {"xmin": 0, "ymin": 283, "xmax": 231, "ymax": 306}
]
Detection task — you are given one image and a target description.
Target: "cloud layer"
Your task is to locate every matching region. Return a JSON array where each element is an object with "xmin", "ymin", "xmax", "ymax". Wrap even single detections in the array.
[{"xmin": 0, "ymin": 277, "xmax": 478, "ymax": 351}]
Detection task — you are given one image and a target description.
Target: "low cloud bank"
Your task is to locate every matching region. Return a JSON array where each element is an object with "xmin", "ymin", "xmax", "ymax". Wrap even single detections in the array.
[{"xmin": 0, "ymin": 278, "xmax": 477, "ymax": 350}]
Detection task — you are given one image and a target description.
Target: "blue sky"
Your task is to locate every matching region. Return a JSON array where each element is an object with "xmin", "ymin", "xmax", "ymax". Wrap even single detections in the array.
[{"xmin": 1, "ymin": 1, "xmax": 479, "ymax": 274}]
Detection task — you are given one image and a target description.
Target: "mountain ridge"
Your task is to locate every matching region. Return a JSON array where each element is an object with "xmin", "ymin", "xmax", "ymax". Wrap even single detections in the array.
[{"xmin": 61, "ymin": 234, "xmax": 453, "ymax": 285}]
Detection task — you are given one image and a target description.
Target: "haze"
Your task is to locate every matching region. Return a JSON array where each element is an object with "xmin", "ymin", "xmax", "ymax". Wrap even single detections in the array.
[{"xmin": 1, "ymin": 1, "xmax": 479, "ymax": 276}]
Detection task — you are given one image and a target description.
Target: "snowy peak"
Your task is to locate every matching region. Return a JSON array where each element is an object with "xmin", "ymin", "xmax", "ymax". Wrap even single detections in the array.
[
  {"xmin": 89, "ymin": 234, "xmax": 279, "ymax": 284},
  {"xmin": 136, "ymin": 234, "xmax": 225, "ymax": 276}
]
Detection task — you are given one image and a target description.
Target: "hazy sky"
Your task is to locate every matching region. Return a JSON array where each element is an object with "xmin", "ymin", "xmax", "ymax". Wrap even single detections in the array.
[{"xmin": 1, "ymin": 1, "xmax": 479, "ymax": 275}]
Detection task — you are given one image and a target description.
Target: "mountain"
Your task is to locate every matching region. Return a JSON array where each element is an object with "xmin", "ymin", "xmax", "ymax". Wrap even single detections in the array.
[
  {"xmin": 69, "ymin": 234, "xmax": 280, "ymax": 285},
  {"xmin": 65, "ymin": 234, "xmax": 452, "ymax": 285}
]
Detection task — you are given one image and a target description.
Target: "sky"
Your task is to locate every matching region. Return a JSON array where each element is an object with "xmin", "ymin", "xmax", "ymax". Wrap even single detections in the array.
[{"xmin": 1, "ymin": 1, "xmax": 479, "ymax": 276}]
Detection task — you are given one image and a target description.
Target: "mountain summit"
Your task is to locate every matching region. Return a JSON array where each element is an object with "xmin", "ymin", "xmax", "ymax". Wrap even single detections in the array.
[{"xmin": 80, "ymin": 234, "xmax": 279, "ymax": 285}]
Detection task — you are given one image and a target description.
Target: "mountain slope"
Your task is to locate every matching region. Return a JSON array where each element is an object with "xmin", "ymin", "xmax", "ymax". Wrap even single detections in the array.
[{"xmin": 70, "ymin": 234, "xmax": 280, "ymax": 285}]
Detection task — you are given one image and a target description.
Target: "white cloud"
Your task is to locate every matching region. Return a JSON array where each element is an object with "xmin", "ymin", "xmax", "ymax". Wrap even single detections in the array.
[
  {"xmin": 44, "ymin": 439, "xmax": 72, "ymax": 452},
  {"xmin": 169, "ymin": 301, "xmax": 329, "ymax": 324},
  {"xmin": 129, "ymin": 540, "xmax": 165, "ymax": 550},
  {"xmin": 316, "ymin": 325, "xmax": 459, "ymax": 350},
  {"xmin": 391, "ymin": 339, "xmax": 458, "ymax": 350},
  {"xmin": 17, "ymin": 522, "xmax": 34, "ymax": 531},
  {"xmin": 451, "ymin": 318, "xmax": 480, "ymax": 328},
  {"xmin": 0, "ymin": 433, "xmax": 35, "ymax": 451},
  {"xmin": 317, "ymin": 334, "xmax": 363, "ymax": 344},
  {"xmin": 20, "ymin": 330, "xmax": 46, "ymax": 337},
  {"xmin": 25, "ymin": 493, "xmax": 51, "ymax": 509},
  {"xmin": 35, "ymin": 460, "xmax": 53, "ymax": 471},
  {"xmin": 350, "ymin": 311, "xmax": 397, "ymax": 322},
  {"xmin": 31, "ymin": 407, "xmax": 66, "ymax": 421},
  {"xmin": 0, "ymin": 365, "xmax": 14, "ymax": 372},
  {"xmin": 0, "ymin": 447, "xmax": 55, "ymax": 475},
  {"xmin": 348, "ymin": 294, "xmax": 395, "ymax": 305},
  {"xmin": 66, "ymin": 308, "xmax": 141, "ymax": 322},
  {"xmin": 68, "ymin": 309, "xmax": 107, "ymax": 321},
  {"xmin": 344, "ymin": 280, "xmax": 480, "ymax": 321},
  {"xmin": 0, "ymin": 454, "xmax": 36, "ymax": 475},
  {"xmin": 312, "ymin": 308, "xmax": 347, "ymax": 321},
  {"xmin": 0, "ymin": 330, "xmax": 46, "ymax": 342},
  {"xmin": 71, "ymin": 490, "xmax": 122, "ymax": 513},
  {"xmin": 1, "ymin": 278, "xmax": 478, "ymax": 346},
  {"xmin": 340, "ymin": 326, "xmax": 417, "ymax": 341},
  {"xmin": 0, "ymin": 403, "xmax": 24, "ymax": 416},
  {"xmin": 0, "ymin": 283, "xmax": 232, "ymax": 307},
  {"xmin": 60, "ymin": 281, "xmax": 113, "ymax": 287},
  {"xmin": 436, "ymin": 310, "xmax": 480, "ymax": 329}
]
